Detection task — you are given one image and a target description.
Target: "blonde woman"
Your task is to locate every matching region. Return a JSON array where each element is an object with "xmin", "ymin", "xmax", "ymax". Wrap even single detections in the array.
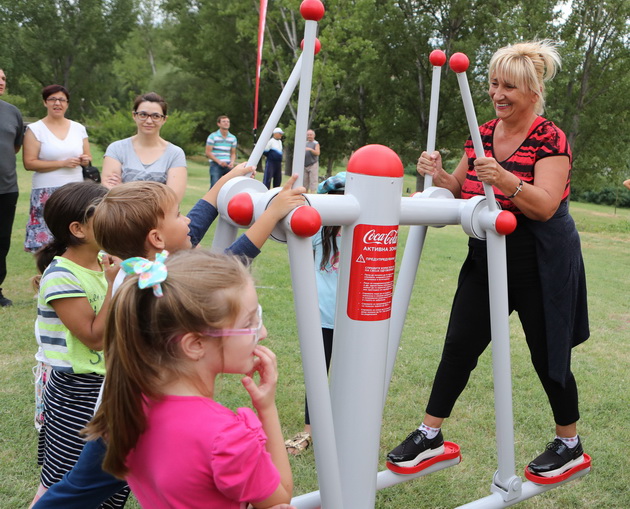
[{"xmin": 388, "ymin": 41, "xmax": 589, "ymax": 478}]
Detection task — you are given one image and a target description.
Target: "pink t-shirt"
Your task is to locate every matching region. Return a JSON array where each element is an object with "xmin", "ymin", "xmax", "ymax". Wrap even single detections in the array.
[{"xmin": 126, "ymin": 395, "xmax": 280, "ymax": 508}]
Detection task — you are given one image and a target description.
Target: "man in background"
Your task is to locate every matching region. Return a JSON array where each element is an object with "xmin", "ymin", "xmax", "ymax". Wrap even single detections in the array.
[
  {"xmin": 263, "ymin": 127, "xmax": 284, "ymax": 189},
  {"xmin": 0, "ymin": 68, "xmax": 24, "ymax": 307},
  {"xmin": 303, "ymin": 129, "xmax": 320, "ymax": 193},
  {"xmin": 205, "ymin": 115, "xmax": 237, "ymax": 188}
]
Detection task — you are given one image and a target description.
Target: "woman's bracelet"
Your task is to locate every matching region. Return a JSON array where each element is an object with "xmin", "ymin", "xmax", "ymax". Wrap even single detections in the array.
[{"xmin": 507, "ymin": 179, "xmax": 524, "ymax": 199}]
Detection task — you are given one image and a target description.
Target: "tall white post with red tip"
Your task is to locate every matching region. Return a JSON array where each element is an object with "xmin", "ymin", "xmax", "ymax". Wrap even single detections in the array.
[
  {"xmin": 328, "ymin": 145, "xmax": 405, "ymax": 509},
  {"xmin": 212, "ymin": 0, "xmax": 323, "ymax": 253},
  {"xmin": 384, "ymin": 49, "xmax": 447, "ymax": 399},
  {"xmin": 292, "ymin": 0, "xmax": 324, "ymax": 188},
  {"xmin": 425, "ymin": 49, "xmax": 447, "ymax": 188},
  {"xmin": 450, "ymin": 51, "xmax": 520, "ymax": 501}
]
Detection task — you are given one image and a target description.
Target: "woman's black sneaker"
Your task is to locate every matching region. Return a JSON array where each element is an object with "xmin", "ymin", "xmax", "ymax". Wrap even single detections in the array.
[
  {"xmin": 387, "ymin": 429, "xmax": 445, "ymax": 468},
  {"xmin": 0, "ymin": 289, "xmax": 12, "ymax": 307},
  {"xmin": 528, "ymin": 437, "xmax": 584, "ymax": 477}
]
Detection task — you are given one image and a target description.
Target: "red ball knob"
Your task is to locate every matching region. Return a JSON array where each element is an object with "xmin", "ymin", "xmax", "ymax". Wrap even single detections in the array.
[
  {"xmin": 449, "ymin": 52, "xmax": 470, "ymax": 73},
  {"xmin": 347, "ymin": 144, "xmax": 404, "ymax": 178},
  {"xmin": 290, "ymin": 206, "xmax": 322, "ymax": 237},
  {"xmin": 429, "ymin": 50, "xmax": 447, "ymax": 67},
  {"xmin": 300, "ymin": 0, "xmax": 325, "ymax": 21},
  {"xmin": 227, "ymin": 193, "xmax": 254, "ymax": 226},
  {"xmin": 495, "ymin": 210, "xmax": 517, "ymax": 235},
  {"xmin": 300, "ymin": 37, "xmax": 322, "ymax": 55}
]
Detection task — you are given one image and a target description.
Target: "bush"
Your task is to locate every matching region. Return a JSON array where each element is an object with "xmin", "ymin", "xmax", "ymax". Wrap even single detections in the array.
[
  {"xmin": 573, "ymin": 185, "xmax": 630, "ymax": 208},
  {"xmin": 159, "ymin": 110, "xmax": 204, "ymax": 155},
  {"xmin": 87, "ymin": 107, "xmax": 135, "ymax": 149}
]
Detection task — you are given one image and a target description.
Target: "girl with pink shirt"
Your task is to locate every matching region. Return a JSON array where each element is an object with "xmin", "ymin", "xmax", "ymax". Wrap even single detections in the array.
[{"xmin": 86, "ymin": 249, "xmax": 294, "ymax": 509}]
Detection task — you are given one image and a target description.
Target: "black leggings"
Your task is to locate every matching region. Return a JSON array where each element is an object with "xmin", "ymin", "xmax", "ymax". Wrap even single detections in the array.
[
  {"xmin": 426, "ymin": 235, "xmax": 579, "ymax": 426},
  {"xmin": 0, "ymin": 192, "xmax": 18, "ymax": 287},
  {"xmin": 305, "ymin": 328, "xmax": 334, "ymax": 425}
]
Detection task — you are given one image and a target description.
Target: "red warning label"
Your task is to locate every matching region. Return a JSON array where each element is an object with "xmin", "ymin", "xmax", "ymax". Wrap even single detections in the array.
[{"xmin": 347, "ymin": 224, "xmax": 398, "ymax": 321}]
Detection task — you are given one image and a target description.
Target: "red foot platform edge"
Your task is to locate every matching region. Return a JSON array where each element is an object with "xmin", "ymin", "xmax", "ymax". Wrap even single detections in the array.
[
  {"xmin": 386, "ymin": 441, "xmax": 461, "ymax": 474},
  {"xmin": 524, "ymin": 453, "xmax": 591, "ymax": 484}
]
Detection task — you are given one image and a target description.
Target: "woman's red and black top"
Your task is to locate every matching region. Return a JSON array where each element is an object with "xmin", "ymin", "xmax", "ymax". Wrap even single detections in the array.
[{"xmin": 461, "ymin": 116, "xmax": 572, "ymax": 214}]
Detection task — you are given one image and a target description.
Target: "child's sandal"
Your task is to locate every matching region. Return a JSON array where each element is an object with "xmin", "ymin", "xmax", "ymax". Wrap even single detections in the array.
[{"xmin": 285, "ymin": 431, "xmax": 312, "ymax": 455}]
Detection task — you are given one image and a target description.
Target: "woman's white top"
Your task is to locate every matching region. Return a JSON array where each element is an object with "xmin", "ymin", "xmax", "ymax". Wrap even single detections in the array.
[{"xmin": 27, "ymin": 119, "xmax": 87, "ymax": 189}]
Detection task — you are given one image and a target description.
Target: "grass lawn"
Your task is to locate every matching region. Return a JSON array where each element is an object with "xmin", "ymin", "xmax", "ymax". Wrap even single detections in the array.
[{"xmin": 1, "ymin": 152, "xmax": 629, "ymax": 508}]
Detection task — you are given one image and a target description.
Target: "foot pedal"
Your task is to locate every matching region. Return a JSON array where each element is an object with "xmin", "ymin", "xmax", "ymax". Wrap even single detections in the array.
[
  {"xmin": 386, "ymin": 441, "xmax": 461, "ymax": 474},
  {"xmin": 524, "ymin": 453, "xmax": 591, "ymax": 484}
]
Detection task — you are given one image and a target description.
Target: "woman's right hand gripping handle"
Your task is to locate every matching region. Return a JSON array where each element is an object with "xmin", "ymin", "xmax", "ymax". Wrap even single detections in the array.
[
  {"xmin": 417, "ymin": 150, "xmax": 445, "ymax": 180},
  {"xmin": 242, "ymin": 345, "xmax": 294, "ymax": 508},
  {"xmin": 418, "ymin": 150, "xmax": 466, "ymax": 197}
]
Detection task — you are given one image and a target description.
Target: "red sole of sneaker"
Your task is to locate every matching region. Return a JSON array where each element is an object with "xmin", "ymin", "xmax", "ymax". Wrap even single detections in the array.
[
  {"xmin": 524, "ymin": 453, "xmax": 591, "ymax": 484},
  {"xmin": 386, "ymin": 441, "xmax": 461, "ymax": 474}
]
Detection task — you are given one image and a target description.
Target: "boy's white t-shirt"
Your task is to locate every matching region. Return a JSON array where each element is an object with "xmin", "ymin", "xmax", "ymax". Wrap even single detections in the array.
[{"xmin": 27, "ymin": 120, "xmax": 87, "ymax": 188}]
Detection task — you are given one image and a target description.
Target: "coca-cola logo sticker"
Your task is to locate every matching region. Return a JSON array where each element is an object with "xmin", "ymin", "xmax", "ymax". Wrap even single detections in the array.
[
  {"xmin": 362, "ymin": 228, "xmax": 399, "ymax": 245},
  {"xmin": 347, "ymin": 224, "xmax": 398, "ymax": 321}
]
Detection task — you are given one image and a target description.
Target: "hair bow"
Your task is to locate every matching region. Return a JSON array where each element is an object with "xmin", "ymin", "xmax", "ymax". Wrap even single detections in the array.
[{"xmin": 121, "ymin": 250, "xmax": 169, "ymax": 297}]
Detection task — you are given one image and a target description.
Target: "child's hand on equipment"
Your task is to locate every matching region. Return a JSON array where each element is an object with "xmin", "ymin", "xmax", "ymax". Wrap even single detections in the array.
[
  {"xmin": 267, "ymin": 175, "xmax": 306, "ymax": 221},
  {"xmin": 227, "ymin": 162, "xmax": 255, "ymax": 179},
  {"xmin": 201, "ymin": 163, "xmax": 256, "ymax": 207},
  {"xmin": 241, "ymin": 345, "xmax": 278, "ymax": 413},
  {"xmin": 102, "ymin": 254, "xmax": 122, "ymax": 285}
]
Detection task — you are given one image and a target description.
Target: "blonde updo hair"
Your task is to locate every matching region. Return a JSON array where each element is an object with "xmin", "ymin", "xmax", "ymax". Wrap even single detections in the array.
[{"xmin": 489, "ymin": 40, "xmax": 561, "ymax": 115}]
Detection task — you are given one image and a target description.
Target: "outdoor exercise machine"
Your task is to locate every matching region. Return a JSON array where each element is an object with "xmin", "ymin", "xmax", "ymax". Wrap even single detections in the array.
[{"xmin": 211, "ymin": 1, "xmax": 591, "ymax": 507}]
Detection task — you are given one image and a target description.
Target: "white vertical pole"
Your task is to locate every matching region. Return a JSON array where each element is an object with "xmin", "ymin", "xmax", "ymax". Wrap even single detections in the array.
[
  {"xmin": 451, "ymin": 53, "xmax": 498, "ymax": 211},
  {"xmin": 425, "ymin": 50, "xmax": 446, "ymax": 188},
  {"xmin": 329, "ymin": 146, "xmax": 404, "ymax": 508},
  {"xmin": 292, "ymin": 21, "xmax": 318, "ymax": 188},
  {"xmin": 384, "ymin": 50, "xmax": 446, "ymax": 399},
  {"xmin": 246, "ymin": 56, "xmax": 303, "ymax": 168},
  {"xmin": 286, "ymin": 234, "xmax": 345, "ymax": 509},
  {"xmin": 451, "ymin": 52, "xmax": 519, "ymax": 496}
]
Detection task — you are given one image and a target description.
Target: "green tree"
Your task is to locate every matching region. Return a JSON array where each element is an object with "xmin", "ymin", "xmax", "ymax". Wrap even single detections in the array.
[
  {"xmin": 551, "ymin": 0, "xmax": 630, "ymax": 192},
  {"xmin": 162, "ymin": 0, "xmax": 261, "ymax": 152},
  {"xmin": 9, "ymin": 0, "xmax": 136, "ymax": 117}
]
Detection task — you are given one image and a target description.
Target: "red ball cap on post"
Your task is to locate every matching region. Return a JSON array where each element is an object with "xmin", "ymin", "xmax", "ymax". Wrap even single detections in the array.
[
  {"xmin": 347, "ymin": 144, "xmax": 404, "ymax": 178},
  {"xmin": 429, "ymin": 50, "xmax": 447, "ymax": 67},
  {"xmin": 300, "ymin": 37, "xmax": 322, "ymax": 55},
  {"xmin": 227, "ymin": 192, "xmax": 254, "ymax": 226},
  {"xmin": 449, "ymin": 52, "xmax": 470, "ymax": 73},
  {"xmin": 300, "ymin": 0, "xmax": 325, "ymax": 21},
  {"xmin": 290, "ymin": 206, "xmax": 322, "ymax": 237},
  {"xmin": 495, "ymin": 210, "xmax": 517, "ymax": 236}
]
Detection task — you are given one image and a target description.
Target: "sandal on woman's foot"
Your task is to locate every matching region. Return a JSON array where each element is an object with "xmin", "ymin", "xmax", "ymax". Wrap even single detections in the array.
[{"xmin": 285, "ymin": 431, "xmax": 312, "ymax": 455}]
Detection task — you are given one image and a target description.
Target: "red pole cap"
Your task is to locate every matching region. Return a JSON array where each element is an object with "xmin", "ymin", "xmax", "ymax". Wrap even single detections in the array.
[
  {"xmin": 429, "ymin": 50, "xmax": 447, "ymax": 67},
  {"xmin": 227, "ymin": 192, "xmax": 254, "ymax": 226},
  {"xmin": 495, "ymin": 210, "xmax": 517, "ymax": 235},
  {"xmin": 300, "ymin": 37, "xmax": 322, "ymax": 55},
  {"xmin": 449, "ymin": 52, "xmax": 470, "ymax": 73},
  {"xmin": 290, "ymin": 206, "xmax": 322, "ymax": 237},
  {"xmin": 347, "ymin": 144, "xmax": 404, "ymax": 178},
  {"xmin": 300, "ymin": 0, "xmax": 325, "ymax": 21}
]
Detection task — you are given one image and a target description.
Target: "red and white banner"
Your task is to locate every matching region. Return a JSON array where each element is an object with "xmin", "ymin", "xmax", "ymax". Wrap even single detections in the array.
[{"xmin": 253, "ymin": 0, "xmax": 268, "ymax": 131}]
